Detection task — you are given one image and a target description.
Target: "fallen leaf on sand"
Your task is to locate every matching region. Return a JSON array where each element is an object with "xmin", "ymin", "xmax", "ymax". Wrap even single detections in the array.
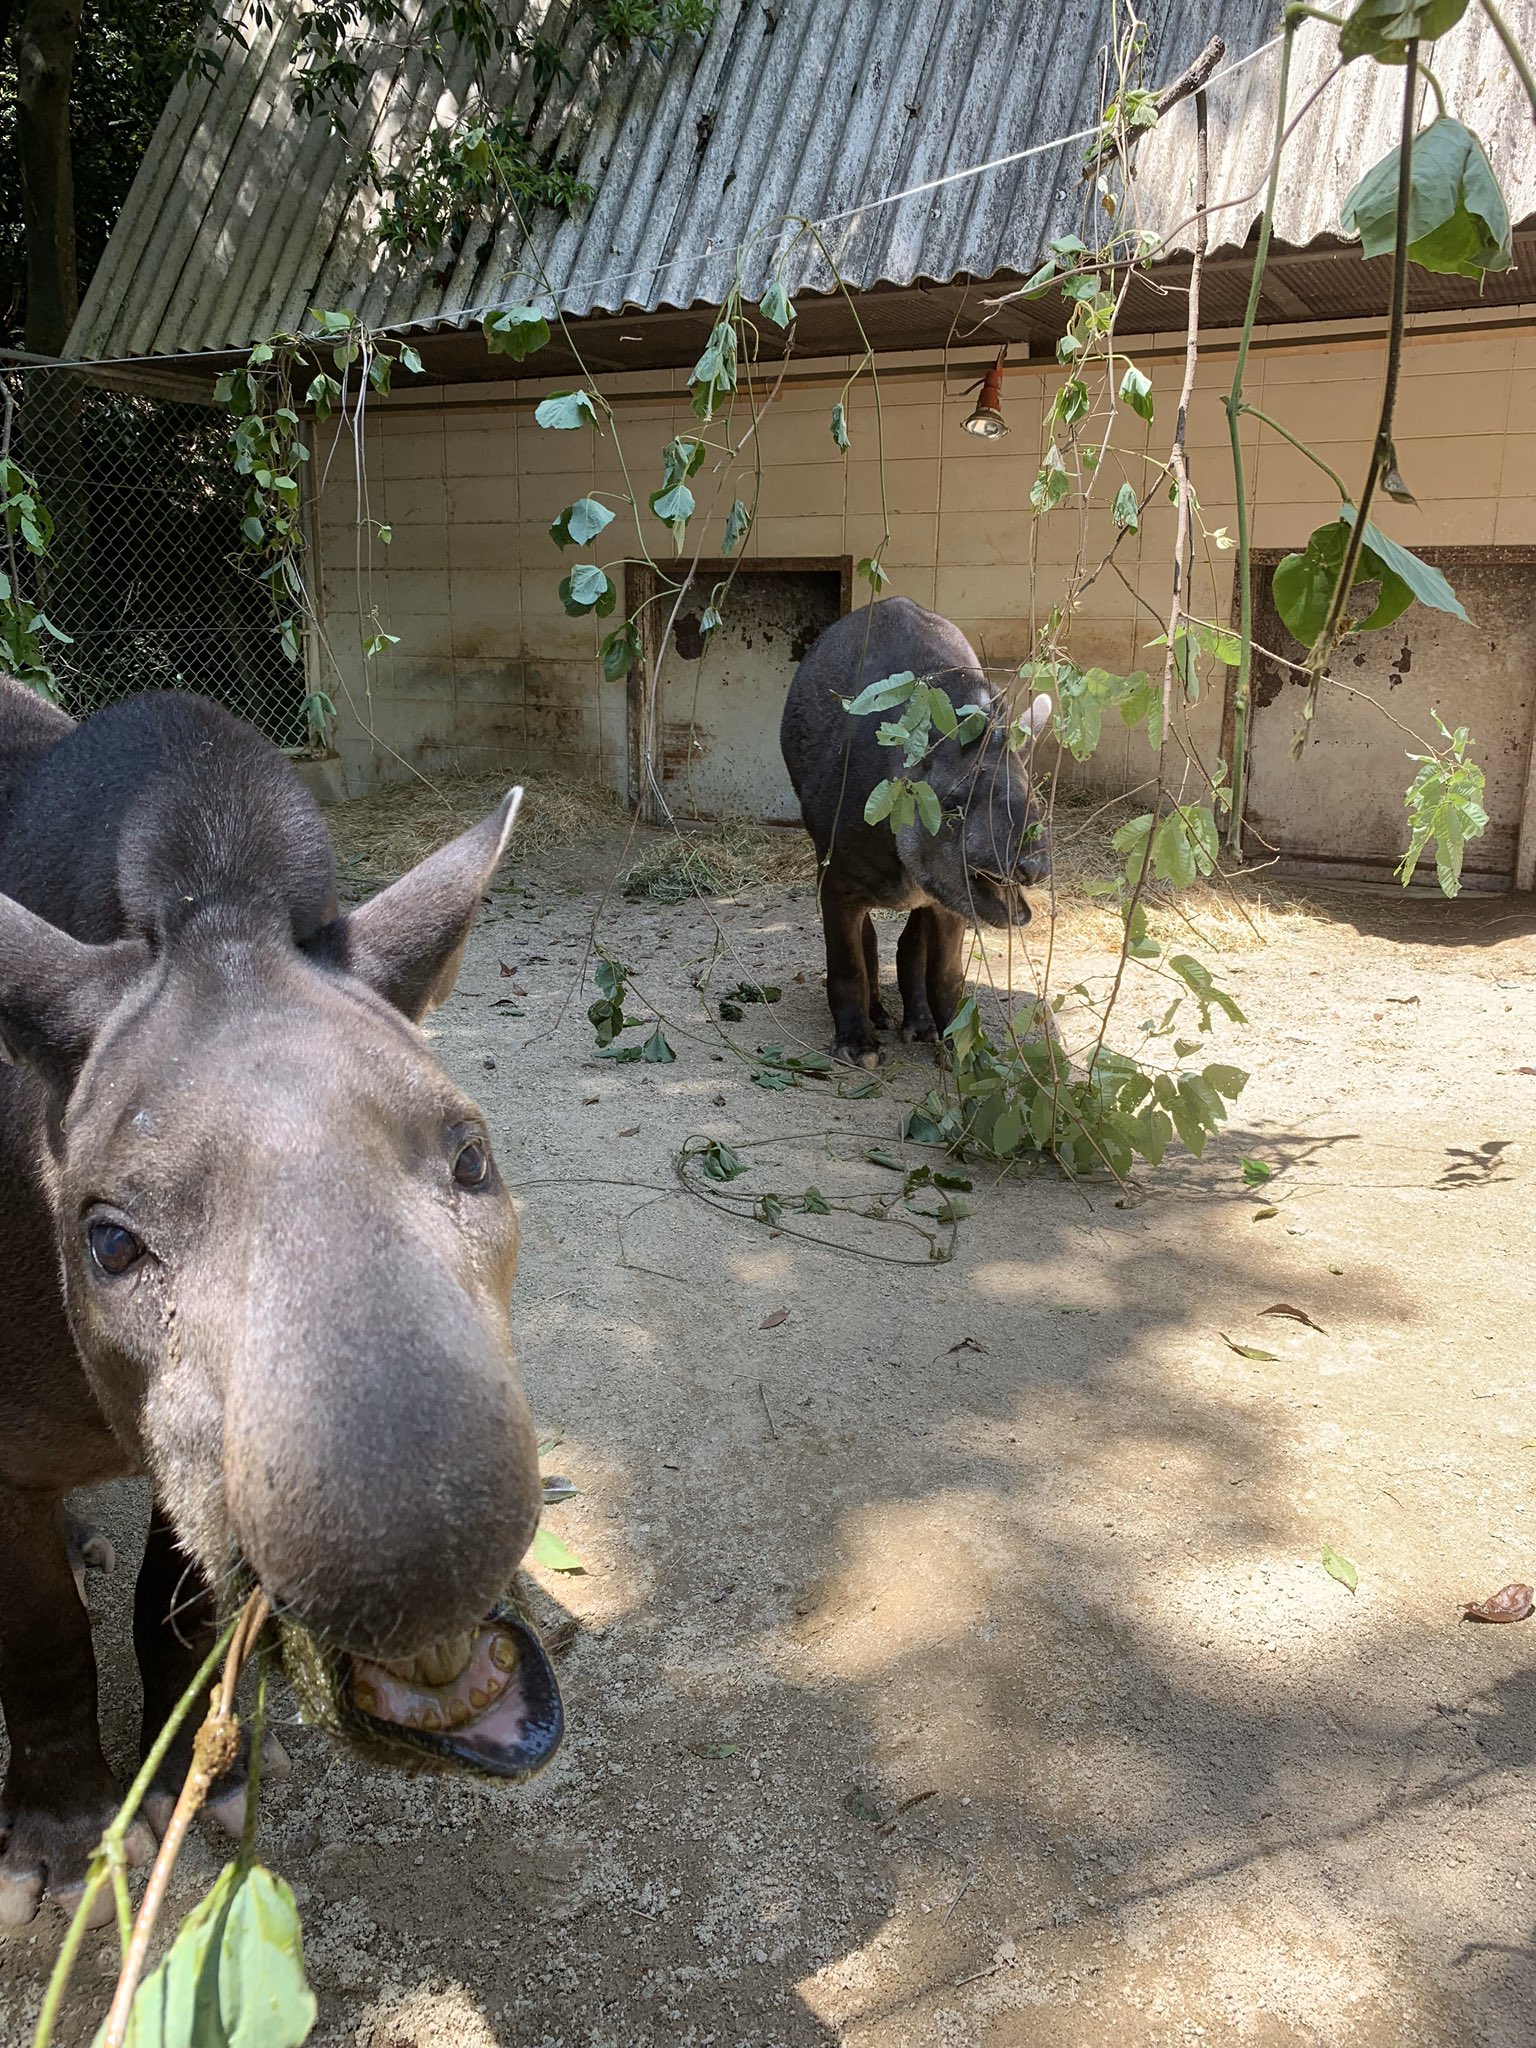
[
  {"xmin": 1220, "ymin": 1334, "xmax": 1280, "ymax": 1361},
  {"xmin": 949, "ymin": 1337, "xmax": 988, "ymax": 1356},
  {"xmin": 1250, "ymin": 1204, "xmax": 1278, "ymax": 1222},
  {"xmin": 1322, "ymin": 1543, "xmax": 1358, "ymax": 1592},
  {"xmin": 760, "ymin": 1307, "xmax": 789, "ymax": 1329},
  {"xmin": 1262, "ymin": 1302, "xmax": 1327, "ymax": 1334},
  {"xmin": 617, "ymin": 1125, "xmax": 640, "ymax": 1138},
  {"xmin": 1461, "ymin": 1583, "xmax": 1534, "ymax": 1624}
]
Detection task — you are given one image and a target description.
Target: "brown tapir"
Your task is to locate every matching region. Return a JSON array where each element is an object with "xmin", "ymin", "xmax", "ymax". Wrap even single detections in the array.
[
  {"xmin": 0, "ymin": 679, "xmax": 559, "ymax": 1926},
  {"xmin": 780, "ymin": 598, "xmax": 1051, "ymax": 1065}
]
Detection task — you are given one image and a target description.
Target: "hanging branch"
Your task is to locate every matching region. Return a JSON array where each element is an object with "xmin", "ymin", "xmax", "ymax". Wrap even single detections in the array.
[
  {"xmin": 1223, "ymin": 16, "xmax": 1298, "ymax": 856},
  {"xmin": 1299, "ymin": 38, "xmax": 1420, "ymax": 746}
]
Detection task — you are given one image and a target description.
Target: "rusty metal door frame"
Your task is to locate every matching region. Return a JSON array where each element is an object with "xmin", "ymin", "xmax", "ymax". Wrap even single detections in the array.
[
  {"xmin": 1224, "ymin": 543, "xmax": 1536, "ymax": 885},
  {"xmin": 624, "ymin": 556, "xmax": 854, "ymax": 821}
]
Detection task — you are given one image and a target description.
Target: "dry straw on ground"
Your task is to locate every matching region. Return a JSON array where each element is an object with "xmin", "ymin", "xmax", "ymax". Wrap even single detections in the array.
[
  {"xmin": 324, "ymin": 770, "xmax": 619, "ymax": 888},
  {"xmin": 622, "ymin": 819, "xmax": 814, "ymax": 901}
]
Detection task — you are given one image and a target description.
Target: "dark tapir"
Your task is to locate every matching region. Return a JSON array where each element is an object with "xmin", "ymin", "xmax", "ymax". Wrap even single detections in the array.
[
  {"xmin": 0, "ymin": 680, "xmax": 559, "ymax": 1926},
  {"xmin": 780, "ymin": 597, "xmax": 1051, "ymax": 1064}
]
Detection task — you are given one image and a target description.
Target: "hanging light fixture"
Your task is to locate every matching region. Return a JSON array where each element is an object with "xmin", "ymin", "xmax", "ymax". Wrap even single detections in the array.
[{"xmin": 962, "ymin": 349, "xmax": 1009, "ymax": 439}]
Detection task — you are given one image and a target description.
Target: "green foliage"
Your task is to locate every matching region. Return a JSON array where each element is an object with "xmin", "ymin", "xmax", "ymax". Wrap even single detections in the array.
[
  {"xmin": 1273, "ymin": 511, "xmax": 1466, "ymax": 644},
  {"xmin": 587, "ymin": 955, "xmax": 636, "ymax": 1046},
  {"xmin": 1338, "ymin": 0, "xmax": 1470, "ymax": 64},
  {"xmin": 1118, "ymin": 364, "xmax": 1154, "ymax": 422},
  {"xmin": 600, "ymin": 620, "xmax": 642, "ymax": 680},
  {"xmin": 100, "ymin": 1860, "xmax": 316, "ymax": 2048},
  {"xmin": 375, "ymin": 111, "xmax": 592, "ymax": 254},
  {"xmin": 1398, "ymin": 713, "xmax": 1487, "ymax": 895},
  {"xmin": 535, "ymin": 389, "xmax": 600, "ymax": 431},
  {"xmin": 901, "ymin": 997, "xmax": 1246, "ymax": 1177},
  {"xmin": 856, "ymin": 555, "xmax": 890, "ymax": 594},
  {"xmin": 830, "ymin": 401, "xmax": 851, "ymax": 451},
  {"xmin": 483, "ymin": 305, "xmax": 552, "ymax": 361},
  {"xmin": 1342, "ymin": 116, "xmax": 1511, "ymax": 277},
  {"xmin": 759, "ymin": 280, "xmax": 795, "ymax": 329},
  {"xmin": 1046, "ymin": 661, "xmax": 1159, "ymax": 759},
  {"xmin": 689, "ymin": 314, "xmax": 739, "ymax": 420},
  {"xmin": 549, "ymin": 496, "xmax": 614, "ymax": 548},
  {"xmin": 1030, "ymin": 447, "xmax": 1070, "ymax": 513},
  {"xmin": 0, "ymin": 459, "xmax": 70, "ymax": 698},
  {"xmin": 864, "ymin": 776, "xmax": 943, "ymax": 835},
  {"xmin": 722, "ymin": 499, "xmax": 752, "ymax": 553},
  {"xmin": 216, "ymin": 316, "xmax": 423, "ymax": 674},
  {"xmin": 558, "ymin": 563, "xmax": 615, "ymax": 616}
]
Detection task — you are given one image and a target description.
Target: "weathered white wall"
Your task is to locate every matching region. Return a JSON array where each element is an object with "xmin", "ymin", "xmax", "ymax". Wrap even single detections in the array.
[{"xmin": 310, "ymin": 310, "xmax": 1535, "ymax": 820}]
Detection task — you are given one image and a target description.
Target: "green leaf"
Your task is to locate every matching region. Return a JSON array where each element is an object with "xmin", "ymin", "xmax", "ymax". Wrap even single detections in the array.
[
  {"xmin": 1167, "ymin": 953, "xmax": 1246, "ymax": 1029},
  {"xmin": 601, "ymin": 620, "xmax": 642, "ymax": 681},
  {"xmin": 1339, "ymin": 0, "xmax": 1470, "ymax": 65},
  {"xmin": 759, "ymin": 279, "xmax": 795, "ymax": 329},
  {"xmin": 830, "ymin": 402, "xmax": 850, "ymax": 451},
  {"xmin": 845, "ymin": 670, "xmax": 918, "ymax": 718},
  {"xmin": 532, "ymin": 1524, "xmax": 586, "ymax": 1573},
  {"xmin": 559, "ymin": 563, "xmax": 615, "ymax": 617},
  {"xmin": 1241, "ymin": 1156, "xmax": 1273, "ymax": 1184},
  {"xmin": 484, "ymin": 304, "xmax": 552, "ymax": 360},
  {"xmin": 101, "ymin": 1860, "xmax": 316, "ymax": 2048},
  {"xmin": 698, "ymin": 1139, "xmax": 747, "ymax": 1182},
  {"xmin": 1347, "ymin": 509, "xmax": 1468, "ymax": 623},
  {"xmin": 800, "ymin": 1185, "xmax": 831, "ymax": 1214},
  {"xmin": 1112, "ymin": 481, "xmax": 1140, "ymax": 531},
  {"xmin": 1321, "ymin": 1542, "xmax": 1358, "ymax": 1593},
  {"xmin": 867, "ymin": 1147, "xmax": 905, "ymax": 1172},
  {"xmin": 640, "ymin": 1025, "xmax": 676, "ymax": 1063},
  {"xmin": 722, "ymin": 499, "xmax": 752, "ymax": 553},
  {"xmin": 240, "ymin": 515, "xmax": 264, "ymax": 546},
  {"xmin": 1015, "ymin": 256, "xmax": 1058, "ymax": 298},
  {"xmin": 857, "ymin": 555, "xmax": 890, "ymax": 594},
  {"xmin": 864, "ymin": 778, "xmax": 897, "ymax": 825},
  {"xmin": 913, "ymin": 779, "xmax": 943, "ymax": 836},
  {"xmin": 649, "ymin": 481, "xmax": 696, "ymax": 534},
  {"xmin": 1220, "ymin": 1333, "xmax": 1281, "ymax": 1362},
  {"xmin": 535, "ymin": 388, "xmax": 599, "ymax": 431},
  {"xmin": 1051, "ymin": 378, "xmax": 1090, "ymax": 426},
  {"xmin": 1342, "ymin": 115, "xmax": 1510, "ymax": 278},
  {"xmin": 549, "ymin": 496, "xmax": 615, "ymax": 549},
  {"xmin": 1118, "ymin": 364, "xmax": 1154, "ymax": 422},
  {"xmin": 661, "ymin": 435, "xmax": 707, "ymax": 485}
]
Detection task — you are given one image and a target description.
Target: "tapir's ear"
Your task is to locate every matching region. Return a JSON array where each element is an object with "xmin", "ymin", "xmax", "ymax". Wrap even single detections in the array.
[
  {"xmin": 1021, "ymin": 691, "xmax": 1053, "ymax": 739},
  {"xmin": 0, "ymin": 894, "xmax": 149, "ymax": 1088},
  {"xmin": 309, "ymin": 788, "xmax": 522, "ymax": 1021}
]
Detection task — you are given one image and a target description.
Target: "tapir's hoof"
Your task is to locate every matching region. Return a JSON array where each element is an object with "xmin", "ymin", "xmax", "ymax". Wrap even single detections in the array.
[
  {"xmin": 0, "ymin": 1802, "xmax": 152, "ymax": 1929},
  {"xmin": 868, "ymin": 1002, "xmax": 892, "ymax": 1032},
  {"xmin": 833, "ymin": 1041, "xmax": 881, "ymax": 1069},
  {"xmin": 899, "ymin": 1019, "xmax": 941, "ymax": 1045},
  {"xmin": 62, "ymin": 1511, "xmax": 116, "ymax": 1609},
  {"xmin": 142, "ymin": 1732, "xmax": 291, "ymax": 1843}
]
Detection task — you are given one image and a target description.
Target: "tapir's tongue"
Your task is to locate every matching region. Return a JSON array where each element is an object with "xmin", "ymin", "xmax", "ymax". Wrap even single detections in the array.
[{"xmin": 280, "ymin": 1587, "xmax": 564, "ymax": 1782}]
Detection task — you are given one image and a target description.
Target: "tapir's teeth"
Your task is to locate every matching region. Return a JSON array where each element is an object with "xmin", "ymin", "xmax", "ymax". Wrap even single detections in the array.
[
  {"xmin": 378, "ymin": 1631, "xmax": 478, "ymax": 1689},
  {"xmin": 350, "ymin": 1624, "xmax": 520, "ymax": 1732}
]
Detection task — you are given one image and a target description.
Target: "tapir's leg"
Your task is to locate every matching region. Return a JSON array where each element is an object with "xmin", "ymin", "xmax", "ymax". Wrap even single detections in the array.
[
  {"xmin": 861, "ymin": 915, "xmax": 891, "ymax": 1031},
  {"xmin": 822, "ymin": 891, "xmax": 879, "ymax": 1066},
  {"xmin": 925, "ymin": 905, "xmax": 969, "ymax": 1034},
  {"xmin": 135, "ymin": 1505, "xmax": 287, "ymax": 1839},
  {"xmin": 897, "ymin": 910, "xmax": 938, "ymax": 1042},
  {"xmin": 0, "ymin": 1482, "xmax": 152, "ymax": 1926}
]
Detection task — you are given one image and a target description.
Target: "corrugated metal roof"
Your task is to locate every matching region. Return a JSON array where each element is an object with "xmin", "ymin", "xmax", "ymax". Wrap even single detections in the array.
[{"xmin": 71, "ymin": 0, "xmax": 1536, "ymax": 362}]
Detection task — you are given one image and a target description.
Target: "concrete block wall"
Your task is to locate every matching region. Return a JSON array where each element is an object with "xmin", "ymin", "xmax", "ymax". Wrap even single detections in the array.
[{"xmin": 309, "ymin": 311, "xmax": 1533, "ymax": 802}]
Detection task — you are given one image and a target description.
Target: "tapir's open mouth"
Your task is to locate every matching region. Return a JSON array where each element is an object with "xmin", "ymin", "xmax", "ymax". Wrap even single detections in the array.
[
  {"xmin": 974, "ymin": 871, "xmax": 1033, "ymax": 925},
  {"xmin": 279, "ymin": 1584, "xmax": 563, "ymax": 1782}
]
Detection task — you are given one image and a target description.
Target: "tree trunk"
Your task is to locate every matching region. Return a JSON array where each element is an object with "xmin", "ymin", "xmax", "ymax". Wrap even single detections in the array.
[{"xmin": 16, "ymin": 0, "xmax": 85, "ymax": 356}]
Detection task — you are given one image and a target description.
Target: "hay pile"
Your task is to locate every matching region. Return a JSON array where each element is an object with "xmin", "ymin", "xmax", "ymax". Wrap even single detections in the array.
[
  {"xmin": 325, "ymin": 769, "xmax": 620, "ymax": 888},
  {"xmin": 623, "ymin": 820, "xmax": 815, "ymax": 902}
]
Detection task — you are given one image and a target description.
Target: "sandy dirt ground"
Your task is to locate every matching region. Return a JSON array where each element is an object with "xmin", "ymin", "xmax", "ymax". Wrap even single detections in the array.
[{"xmin": 4, "ymin": 812, "xmax": 1536, "ymax": 2048}]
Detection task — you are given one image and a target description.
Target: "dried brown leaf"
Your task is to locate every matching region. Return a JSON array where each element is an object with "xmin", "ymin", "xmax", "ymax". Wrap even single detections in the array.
[
  {"xmin": 760, "ymin": 1307, "xmax": 789, "ymax": 1329},
  {"xmin": 1220, "ymin": 1333, "xmax": 1281, "ymax": 1361},
  {"xmin": 1261, "ymin": 1302, "xmax": 1328, "ymax": 1334},
  {"xmin": 1250, "ymin": 1204, "xmax": 1279, "ymax": 1222},
  {"xmin": 1461, "ymin": 1582, "xmax": 1534, "ymax": 1624}
]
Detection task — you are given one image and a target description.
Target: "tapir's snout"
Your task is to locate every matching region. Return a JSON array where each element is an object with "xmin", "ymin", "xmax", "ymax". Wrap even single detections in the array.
[
  {"xmin": 1012, "ymin": 837, "xmax": 1050, "ymax": 887},
  {"xmin": 226, "ymin": 1236, "xmax": 540, "ymax": 1662}
]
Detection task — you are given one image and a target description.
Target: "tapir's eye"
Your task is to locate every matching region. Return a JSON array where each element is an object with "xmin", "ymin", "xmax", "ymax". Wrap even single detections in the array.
[
  {"xmin": 452, "ymin": 1133, "xmax": 491, "ymax": 1188},
  {"xmin": 86, "ymin": 1217, "xmax": 145, "ymax": 1277}
]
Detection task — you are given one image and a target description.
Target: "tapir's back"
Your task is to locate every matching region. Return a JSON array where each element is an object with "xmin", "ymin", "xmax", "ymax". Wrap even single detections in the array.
[{"xmin": 0, "ymin": 690, "xmax": 337, "ymax": 946}]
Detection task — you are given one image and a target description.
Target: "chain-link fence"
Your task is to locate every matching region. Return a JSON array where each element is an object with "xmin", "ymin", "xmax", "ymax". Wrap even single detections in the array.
[{"xmin": 3, "ymin": 363, "xmax": 308, "ymax": 747}]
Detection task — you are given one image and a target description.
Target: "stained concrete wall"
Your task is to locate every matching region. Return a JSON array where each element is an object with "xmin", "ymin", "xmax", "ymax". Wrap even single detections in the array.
[{"xmin": 309, "ymin": 308, "xmax": 1536, "ymax": 828}]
